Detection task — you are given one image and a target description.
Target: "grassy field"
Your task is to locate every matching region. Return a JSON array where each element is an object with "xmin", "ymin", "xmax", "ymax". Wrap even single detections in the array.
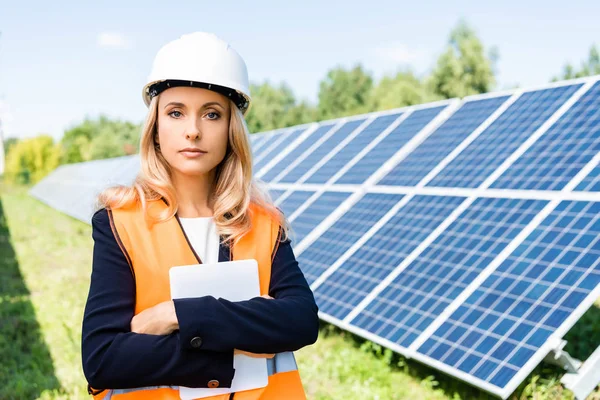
[{"xmin": 0, "ymin": 182, "xmax": 599, "ymax": 399}]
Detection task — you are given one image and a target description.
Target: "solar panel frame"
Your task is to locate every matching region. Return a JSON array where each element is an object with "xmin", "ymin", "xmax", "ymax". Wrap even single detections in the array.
[{"xmin": 575, "ymin": 157, "xmax": 600, "ymax": 192}]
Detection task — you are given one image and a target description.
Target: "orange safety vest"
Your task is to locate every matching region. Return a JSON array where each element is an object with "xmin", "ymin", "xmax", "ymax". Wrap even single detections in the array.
[{"xmin": 89, "ymin": 200, "xmax": 307, "ymax": 400}]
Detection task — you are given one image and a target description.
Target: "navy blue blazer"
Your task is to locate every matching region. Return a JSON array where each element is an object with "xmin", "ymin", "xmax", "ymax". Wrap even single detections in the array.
[{"xmin": 81, "ymin": 208, "xmax": 319, "ymax": 391}]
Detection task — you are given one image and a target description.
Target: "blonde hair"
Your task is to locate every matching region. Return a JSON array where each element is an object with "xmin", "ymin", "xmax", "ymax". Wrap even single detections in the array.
[{"xmin": 97, "ymin": 95, "xmax": 290, "ymax": 246}]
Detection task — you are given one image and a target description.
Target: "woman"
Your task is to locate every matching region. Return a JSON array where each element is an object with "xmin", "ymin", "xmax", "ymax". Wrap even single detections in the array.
[{"xmin": 81, "ymin": 32, "xmax": 319, "ymax": 400}]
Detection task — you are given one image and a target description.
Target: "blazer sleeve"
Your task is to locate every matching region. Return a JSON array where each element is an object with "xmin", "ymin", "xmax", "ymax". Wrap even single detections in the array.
[
  {"xmin": 81, "ymin": 209, "xmax": 235, "ymax": 390},
  {"xmin": 174, "ymin": 225, "xmax": 320, "ymax": 355}
]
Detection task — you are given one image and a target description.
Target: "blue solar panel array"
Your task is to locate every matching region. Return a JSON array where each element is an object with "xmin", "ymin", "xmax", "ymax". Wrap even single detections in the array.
[
  {"xmin": 351, "ymin": 198, "xmax": 547, "ymax": 348},
  {"xmin": 275, "ymin": 190, "xmax": 315, "ymax": 218},
  {"xmin": 32, "ymin": 76, "xmax": 600, "ymax": 398},
  {"xmin": 492, "ymin": 81, "xmax": 600, "ymax": 191},
  {"xmin": 576, "ymin": 165, "xmax": 600, "ymax": 191},
  {"xmin": 258, "ymin": 124, "xmax": 335, "ymax": 182},
  {"xmin": 287, "ymin": 191, "xmax": 351, "ymax": 244},
  {"xmin": 428, "ymin": 85, "xmax": 582, "ymax": 188},
  {"xmin": 417, "ymin": 200, "xmax": 600, "ymax": 391},
  {"xmin": 336, "ymin": 105, "xmax": 446, "ymax": 184},
  {"xmin": 304, "ymin": 113, "xmax": 402, "ymax": 184},
  {"xmin": 314, "ymin": 195, "xmax": 464, "ymax": 320},
  {"xmin": 379, "ymin": 96, "xmax": 509, "ymax": 186},
  {"xmin": 253, "ymin": 127, "xmax": 306, "ymax": 172},
  {"xmin": 276, "ymin": 118, "xmax": 366, "ymax": 184},
  {"xmin": 297, "ymin": 192, "xmax": 404, "ymax": 284}
]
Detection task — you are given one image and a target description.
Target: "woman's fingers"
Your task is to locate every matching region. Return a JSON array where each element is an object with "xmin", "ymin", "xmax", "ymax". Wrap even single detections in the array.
[{"xmin": 234, "ymin": 349, "xmax": 275, "ymax": 358}]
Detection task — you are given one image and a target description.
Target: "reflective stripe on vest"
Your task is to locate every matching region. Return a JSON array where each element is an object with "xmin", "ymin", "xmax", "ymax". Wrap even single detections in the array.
[
  {"xmin": 102, "ymin": 352, "xmax": 300, "ymax": 399},
  {"xmin": 90, "ymin": 201, "xmax": 306, "ymax": 400}
]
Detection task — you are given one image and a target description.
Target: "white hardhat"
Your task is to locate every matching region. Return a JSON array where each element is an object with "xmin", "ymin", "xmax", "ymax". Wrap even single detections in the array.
[{"xmin": 142, "ymin": 32, "xmax": 251, "ymax": 115}]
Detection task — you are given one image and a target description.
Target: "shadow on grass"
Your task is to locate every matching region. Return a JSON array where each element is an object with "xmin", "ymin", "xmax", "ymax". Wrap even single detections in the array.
[
  {"xmin": 0, "ymin": 196, "xmax": 61, "ymax": 399},
  {"xmin": 319, "ymin": 300, "xmax": 600, "ymax": 400}
]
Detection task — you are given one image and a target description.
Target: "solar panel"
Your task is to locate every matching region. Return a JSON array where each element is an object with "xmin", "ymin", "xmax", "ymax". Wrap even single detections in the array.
[
  {"xmin": 286, "ymin": 191, "xmax": 351, "ymax": 244},
  {"xmin": 251, "ymin": 129, "xmax": 285, "ymax": 156},
  {"xmin": 428, "ymin": 85, "xmax": 582, "ymax": 188},
  {"xmin": 378, "ymin": 96, "xmax": 510, "ymax": 186},
  {"xmin": 415, "ymin": 200, "xmax": 600, "ymax": 397},
  {"xmin": 30, "ymin": 155, "xmax": 139, "ymax": 223},
  {"xmin": 313, "ymin": 195, "xmax": 464, "ymax": 320},
  {"xmin": 298, "ymin": 193, "xmax": 404, "ymax": 284},
  {"xmin": 276, "ymin": 118, "xmax": 366, "ymax": 184},
  {"xmin": 304, "ymin": 113, "xmax": 403, "ymax": 184},
  {"xmin": 258, "ymin": 124, "xmax": 335, "ymax": 182},
  {"xmin": 576, "ymin": 165, "xmax": 600, "ymax": 191},
  {"xmin": 253, "ymin": 128, "xmax": 304, "ymax": 172},
  {"xmin": 267, "ymin": 189, "xmax": 287, "ymax": 203},
  {"xmin": 31, "ymin": 75, "xmax": 600, "ymax": 399},
  {"xmin": 274, "ymin": 190, "xmax": 315, "ymax": 220},
  {"xmin": 250, "ymin": 133, "xmax": 269, "ymax": 151},
  {"xmin": 336, "ymin": 105, "xmax": 447, "ymax": 185},
  {"xmin": 349, "ymin": 197, "xmax": 547, "ymax": 348},
  {"xmin": 491, "ymin": 81, "xmax": 600, "ymax": 191}
]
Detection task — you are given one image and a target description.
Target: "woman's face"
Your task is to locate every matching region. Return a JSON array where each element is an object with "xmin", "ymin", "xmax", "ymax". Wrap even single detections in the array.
[{"xmin": 156, "ymin": 86, "xmax": 231, "ymax": 179}]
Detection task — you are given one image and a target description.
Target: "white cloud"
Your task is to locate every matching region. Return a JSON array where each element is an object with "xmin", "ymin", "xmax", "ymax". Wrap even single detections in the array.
[{"xmin": 97, "ymin": 32, "xmax": 131, "ymax": 49}]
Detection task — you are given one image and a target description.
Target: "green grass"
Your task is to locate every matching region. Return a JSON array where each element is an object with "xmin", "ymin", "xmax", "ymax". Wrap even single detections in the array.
[{"xmin": 0, "ymin": 182, "xmax": 599, "ymax": 399}]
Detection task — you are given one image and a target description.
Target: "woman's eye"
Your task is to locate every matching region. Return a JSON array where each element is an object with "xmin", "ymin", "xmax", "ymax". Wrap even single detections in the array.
[
  {"xmin": 168, "ymin": 110, "xmax": 182, "ymax": 118},
  {"xmin": 206, "ymin": 112, "xmax": 220, "ymax": 120}
]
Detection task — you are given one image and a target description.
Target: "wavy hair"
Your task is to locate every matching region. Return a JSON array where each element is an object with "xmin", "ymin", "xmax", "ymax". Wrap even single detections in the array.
[{"xmin": 97, "ymin": 95, "xmax": 290, "ymax": 246}]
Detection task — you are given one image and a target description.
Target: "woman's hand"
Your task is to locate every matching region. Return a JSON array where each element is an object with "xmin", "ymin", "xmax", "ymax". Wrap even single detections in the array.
[
  {"xmin": 235, "ymin": 349, "xmax": 275, "ymax": 358},
  {"xmin": 131, "ymin": 300, "xmax": 179, "ymax": 335}
]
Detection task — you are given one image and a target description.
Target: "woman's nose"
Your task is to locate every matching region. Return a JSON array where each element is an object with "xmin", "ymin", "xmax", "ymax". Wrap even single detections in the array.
[
  {"xmin": 186, "ymin": 130, "xmax": 199, "ymax": 140},
  {"xmin": 185, "ymin": 121, "xmax": 201, "ymax": 140}
]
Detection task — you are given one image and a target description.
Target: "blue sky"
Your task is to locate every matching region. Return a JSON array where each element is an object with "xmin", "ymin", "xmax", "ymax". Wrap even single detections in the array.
[{"xmin": 0, "ymin": 0, "xmax": 599, "ymax": 140}]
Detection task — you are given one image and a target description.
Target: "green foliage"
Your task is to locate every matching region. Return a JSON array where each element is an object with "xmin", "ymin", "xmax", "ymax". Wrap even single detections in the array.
[
  {"xmin": 245, "ymin": 82, "xmax": 316, "ymax": 133},
  {"xmin": 60, "ymin": 115, "xmax": 140, "ymax": 164},
  {"xmin": 3, "ymin": 137, "xmax": 19, "ymax": 156},
  {"xmin": 429, "ymin": 20, "xmax": 497, "ymax": 99},
  {"xmin": 553, "ymin": 45, "xmax": 600, "ymax": 81},
  {"xmin": 317, "ymin": 64, "xmax": 374, "ymax": 120},
  {"xmin": 369, "ymin": 70, "xmax": 442, "ymax": 111},
  {"xmin": 4, "ymin": 135, "xmax": 60, "ymax": 184}
]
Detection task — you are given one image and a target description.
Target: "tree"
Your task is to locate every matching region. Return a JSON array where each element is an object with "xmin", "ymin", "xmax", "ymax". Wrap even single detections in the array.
[
  {"xmin": 4, "ymin": 135, "xmax": 61, "ymax": 184},
  {"xmin": 3, "ymin": 137, "xmax": 19, "ymax": 155},
  {"xmin": 317, "ymin": 64, "xmax": 374, "ymax": 119},
  {"xmin": 60, "ymin": 116, "xmax": 141, "ymax": 164},
  {"xmin": 369, "ymin": 71, "xmax": 440, "ymax": 111},
  {"xmin": 245, "ymin": 82, "xmax": 316, "ymax": 133},
  {"xmin": 429, "ymin": 20, "xmax": 497, "ymax": 99},
  {"xmin": 553, "ymin": 45, "xmax": 600, "ymax": 81}
]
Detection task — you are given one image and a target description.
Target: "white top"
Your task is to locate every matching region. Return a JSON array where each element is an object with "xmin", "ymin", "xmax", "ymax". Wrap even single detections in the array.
[{"xmin": 178, "ymin": 217, "xmax": 221, "ymax": 264}]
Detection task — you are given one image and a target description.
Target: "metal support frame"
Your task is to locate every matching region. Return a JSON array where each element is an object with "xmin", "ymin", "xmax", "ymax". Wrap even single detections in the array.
[
  {"xmin": 561, "ymin": 343, "xmax": 600, "ymax": 400},
  {"xmin": 543, "ymin": 339, "xmax": 582, "ymax": 373}
]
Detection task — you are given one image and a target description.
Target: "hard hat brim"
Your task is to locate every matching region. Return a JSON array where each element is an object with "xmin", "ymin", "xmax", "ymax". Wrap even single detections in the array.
[{"xmin": 143, "ymin": 79, "xmax": 251, "ymax": 115}]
